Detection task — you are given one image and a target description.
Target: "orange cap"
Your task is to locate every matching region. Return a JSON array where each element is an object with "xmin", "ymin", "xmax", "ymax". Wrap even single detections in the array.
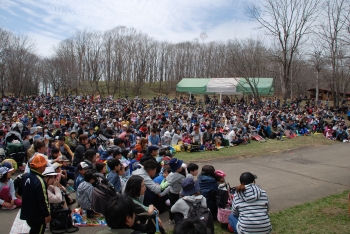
[{"xmin": 30, "ymin": 154, "xmax": 47, "ymax": 168}]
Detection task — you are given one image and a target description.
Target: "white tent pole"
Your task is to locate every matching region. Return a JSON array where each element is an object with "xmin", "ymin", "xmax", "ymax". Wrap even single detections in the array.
[
  {"xmin": 189, "ymin": 92, "xmax": 191, "ymax": 100},
  {"xmin": 220, "ymin": 93, "xmax": 222, "ymax": 103}
]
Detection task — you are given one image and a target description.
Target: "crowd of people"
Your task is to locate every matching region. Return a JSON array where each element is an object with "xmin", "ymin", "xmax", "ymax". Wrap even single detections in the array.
[{"xmin": 0, "ymin": 93, "xmax": 348, "ymax": 233}]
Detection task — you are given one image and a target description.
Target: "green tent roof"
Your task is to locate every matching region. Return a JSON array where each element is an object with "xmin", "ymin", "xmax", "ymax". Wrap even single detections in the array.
[
  {"xmin": 236, "ymin": 78, "xmax": 274, "ymax": 96},
  {"xmin": 176, "ymin": 78, "xmax": 211, "ymax": 94},
  {"xmin": 176, "ymin": 77, "xmax": 274, "ymax": 96}
]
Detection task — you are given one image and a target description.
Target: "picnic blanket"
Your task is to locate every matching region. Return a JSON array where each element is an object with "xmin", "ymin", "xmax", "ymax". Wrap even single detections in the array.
[{"xmin": 72, "ymin": 208, "xmax": 107, "ymax": 227}]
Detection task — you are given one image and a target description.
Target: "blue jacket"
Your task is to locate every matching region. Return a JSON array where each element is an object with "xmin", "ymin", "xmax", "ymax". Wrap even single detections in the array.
[
  {"xmin": 107, "ymin": 170, "xmax": 121, "ymax": 193},
  {"xmin": 20, "ymin": 169, "xmax": 50, "ymax": 222},
  {"xmin": 198, "ymin": 175, "xmax": 218, "ymax": 208}
]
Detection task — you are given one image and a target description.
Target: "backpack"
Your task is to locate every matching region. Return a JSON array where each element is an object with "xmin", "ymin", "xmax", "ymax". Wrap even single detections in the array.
[
  {"xmin": 184, "ymin": 201, "xmax": 214, "ymax": 234},
  {"xmin": 6, "ymin": 142, "xmax": 26, "ymax": 165},
  {"xmin": 91, "ymin": 173, "xmax": 117, "ymax": 215},
  {"xmin": 50, "ymin": 208, "xmax": 79, "ymax": 234}
]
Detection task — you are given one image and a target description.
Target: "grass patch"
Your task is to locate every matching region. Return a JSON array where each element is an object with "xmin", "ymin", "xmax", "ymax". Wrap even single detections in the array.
[
  {"xmin": 174, "ymin": 134, "xmax": 337, "ymax": 163},
  {"xmin": 212, "ymin": 190, "xmax": 350, "ymax": 234}
]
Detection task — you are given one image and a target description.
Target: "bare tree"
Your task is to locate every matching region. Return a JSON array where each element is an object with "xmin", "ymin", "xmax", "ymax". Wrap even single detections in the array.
[
  {"xmin": 310, "ymin": 45, "xmax": 326, "ymax": 103},
  {"xmin": 247, "ymin": 0, "xmax": 321, "ymax": 99},
  {"xmin": 225, "ymin": 38, "xmax": 272, "ymax": 101},
  {"xmin": 317, "ymin": 0, "xmax": 350, "ymax": 106}
]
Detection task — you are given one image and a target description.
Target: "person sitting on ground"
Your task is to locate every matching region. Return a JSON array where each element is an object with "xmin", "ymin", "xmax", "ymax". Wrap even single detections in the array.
[
  {"xmin": 96, "ymin": 194, "xmax": 142, "ymax": 234},
  {"xmin": 58, "ymin": 155, "xmax": 75, "ymax": 182},
  {"xmin": 167, "ymin": 158, "xmax": 185, "ymax": 224},
  {"xmin": 202, "ymin": 127, "xmax": 214, "ymax": 150},
  {"xmin": 56, "ymin": 136, "xmax": 74, "ymax": 160},
  {"xmin": 161, "ymin": 131, "xmax": 172, "ymax": 146},
  {"xmin": 76, "ymin": 170, "xmax": 96, "ymax": 218},
  {"xmin": 132, "ymin": 160, "xmax": 161, "ymax": 207},
  {"xmin": 135, "ymin": 137, "xmax": 148, "ymax": 153},
  {"xmin": 74, "ymin": 162, "xmax": 91, "ymax": 190},
  {"xmin": 228, "ymin": 172, "xmax": 272, "ymax": 234},
  {"xmin": 0, "ymin": 163, "xmax": 22, "ymax": 209},
  {"xmin": 197, "ymin": 165, "xmax": 219, "ymax": 220},
  {"xmin": 148, "ymin": 128, "xmax": 161, "ymax": 146},
  {"xmin": 140, "ymin": 145, "xmax": 161, "ymax": 176},
  {"xmin": 171, "ymin": 178, "xmax": 208, "ymax": 224},
  {"xmin": 42, "ymin": 166, "xmax": 68, "ymax": 209},
  {"xmin": 96, "ymin": 162, "xmax": 107, "ymax": 177},
  {"xmin": 84, "ymin": 149, "xmax": 97, "ymax": 173},
  {"xmin": 191, "ymin": 126, "xmax": 203, "ymax": 145},
  {"xmin": 124, "ymin": 175, "xmax": 165, "ymax": 234},
  {"xmin": 173, "ymin": 218, "xmax": 208, "ymax": 234},
  {"xmin": 103, "ymin": 124, "xmax": 116, "ymax": 139},
  {"xmin": 107, "ymin": 158, "xmax": 122, "ymax": 193},
  {"xmin": 186, "ymin": 163, "xmax": 199, "ymax": 180},
  {"xmin": 213, "ymin": 127, "xmax": 224, "ymax": 147},
  {"xmin": 73, "ymin": 134, "xmax": 88, "ymax": 167},
  {"xmin": 171, "ymin": 128, "xmax": 182, "ymax": 146},
  {"xmin": 66, "ymin": 130, "xmax": 78, "ymax": 152},
  {"xmin": 270, "ymin": 121, "xmax": 284, "ymax": 140}
]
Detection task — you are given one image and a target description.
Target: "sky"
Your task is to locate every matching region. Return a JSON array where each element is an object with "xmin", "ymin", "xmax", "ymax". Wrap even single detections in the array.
[{"xmin": 0, "ymin": 0, "xmax": 262, "ymax": 57}]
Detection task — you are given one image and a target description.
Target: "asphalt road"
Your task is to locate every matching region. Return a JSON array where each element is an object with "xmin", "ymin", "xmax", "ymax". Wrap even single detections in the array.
[{"xmin": 2, "ymin": 142, "xmax": 350, "ymax": 233}]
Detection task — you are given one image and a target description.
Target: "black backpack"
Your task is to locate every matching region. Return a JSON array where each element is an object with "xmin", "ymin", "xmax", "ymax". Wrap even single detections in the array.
[
  {"xmin": 185, "ymin": 201, "xmax": 214, "ymax": 234},
  {"xmin": 91, "ymin": 173, "xmax": 117, "ymax": 216},
  {"xmin": 50, "ymin": 208, "xmax": 79, "ymax": 234}
]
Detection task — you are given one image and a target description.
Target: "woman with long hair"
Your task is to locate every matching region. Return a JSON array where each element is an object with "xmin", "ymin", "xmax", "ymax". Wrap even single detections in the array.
[
  {"xmin": 135, "ymin": 138, "xmax": 148, "ymax": 153},
  {"xmin": 124, "ymin": 175, "xmax": 165, "ymax": 234}
]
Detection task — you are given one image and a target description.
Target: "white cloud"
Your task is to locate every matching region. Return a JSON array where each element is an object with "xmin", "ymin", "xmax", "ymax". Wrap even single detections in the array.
[{"xmin": 1, "ymin": 0, "xmax": 264, "ymax": 56}]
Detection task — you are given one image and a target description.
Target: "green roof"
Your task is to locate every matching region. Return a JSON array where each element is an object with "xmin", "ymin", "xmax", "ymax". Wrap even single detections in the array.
[
  {"xmin": 236, "ymin": 78, "xmax": 274, "ymax": 96},
  {"xmin": 176, "ymin": 78, "xmax": 211, "ymax": 94}
]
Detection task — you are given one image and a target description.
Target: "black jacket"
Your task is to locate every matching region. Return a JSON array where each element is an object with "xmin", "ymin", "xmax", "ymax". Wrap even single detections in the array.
[
  {"xmin": 73, "ymin": 143, "xmax": 86, "ymax": 167},
  {"xmin": 20, "ymin": 169, "xmax": 50, "ymax": 222}
]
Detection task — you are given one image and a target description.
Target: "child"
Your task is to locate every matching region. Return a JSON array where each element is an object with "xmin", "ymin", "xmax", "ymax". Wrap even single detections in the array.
[
  {"xmin": 106, "ymin": 158, "xmax": 122, "ymax": 193},
  {"xmin": 111, "ymin": 150, "xmax": 122, "ymax": 160},
  {"xmin": 76, "ymin": 170, "xmax": 96, "ymax": 218},
  {"xmin": 74, "ymin": 162, "xmax": 90, "ymax": 190},
  {"xmin": 96, "ymin": 162, "xmax": 107, "ymax": 177},
  {"xmin": 159, "ymin": 167, "xmax": 171, "ymax": 196},
  {"xmin": 158, "ymin": 167, "xmax": 171, "ymax": 207},
  {"xmin": 167, "ymin": 158, "xmax": 185, "ymax": 224},
  {"xmin": 156, "ymin": 150, "xmax": 166, "ymax": 163},
  {"xmin": 0, "ymin": 163, "xmax": 22, "ymax": 209},
  {"xmin": 186, "ymin": 163, "xmax": 199, "ymax": 180},
  {"xmin": 118, "ymin": 161, "xmax": 131, "ymax": 192}
]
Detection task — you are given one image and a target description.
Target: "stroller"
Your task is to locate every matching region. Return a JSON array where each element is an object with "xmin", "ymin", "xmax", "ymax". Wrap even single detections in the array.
[{"xmin": 4, "ymin": 130, "xmax": 26, "ymax": 168}]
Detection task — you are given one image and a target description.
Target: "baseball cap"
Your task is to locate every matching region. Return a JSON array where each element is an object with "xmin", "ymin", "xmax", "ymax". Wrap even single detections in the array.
[
  {"xmin": 80, "ymin": 162, "xmax": 91, "ymax": 169},
  {"xmin": 0, "ymin": 164, "xmax": 14, "ymax": 176},
  {"xmin": 30, "ymin": 154, "xmax": 47, "ymax": 168}
]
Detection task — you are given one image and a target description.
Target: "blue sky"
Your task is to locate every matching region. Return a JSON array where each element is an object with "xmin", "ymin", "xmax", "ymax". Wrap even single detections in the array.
[{"xmin": 0, "ymin": 0, "xmax": 260, "ymax": 57}]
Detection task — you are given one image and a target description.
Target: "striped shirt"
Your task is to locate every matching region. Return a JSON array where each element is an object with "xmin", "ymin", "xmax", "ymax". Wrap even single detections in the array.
[{"xmin": 232, "ymin": 183, "xmax": 272, "ymax": 234}]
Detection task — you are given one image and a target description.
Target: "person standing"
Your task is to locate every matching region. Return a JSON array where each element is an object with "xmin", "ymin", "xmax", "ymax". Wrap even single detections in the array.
[{"xmin": 20, "ymin": 154, "xmax": 51, "ymax": 234}]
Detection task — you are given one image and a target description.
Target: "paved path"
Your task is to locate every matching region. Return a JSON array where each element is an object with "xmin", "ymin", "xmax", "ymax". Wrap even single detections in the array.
[{"xmin": 1, "ymin": 143, "xmax": 349, "ymax": 233}]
